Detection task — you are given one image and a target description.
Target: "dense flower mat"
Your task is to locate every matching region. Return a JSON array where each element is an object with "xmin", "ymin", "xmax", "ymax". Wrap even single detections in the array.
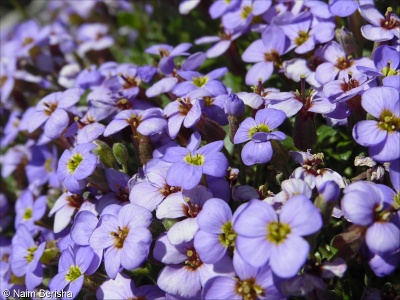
[{"xmin": 0, "ymin": 0, "xmax": 399, "ymax": 299}]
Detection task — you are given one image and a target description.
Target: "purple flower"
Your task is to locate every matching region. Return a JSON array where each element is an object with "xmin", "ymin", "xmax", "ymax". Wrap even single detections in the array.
[
  {"xmin": 328, "ymin": 0, "xmax": 372, "ymax": 17},
  {"xmin": 10, "ymin": 225, "xmax": 46, "ymax": 290},
  {"xmin": 234, "ymin": 108, "xmax": 286, "ymax": 166},
  {"xmin": 203, "ymin": 253, "xmax": 284, "ymax": 299},
  {"xmin": 1, "ymin": 143, "xmax": 31, "ymax": 178},
  {"xmin": 153, "ymin": 234, "xmax": 234, "ymax": 298},
  {"xmin": 57, "ymin": 143, "xmax": 98, "ymax": 193},
  {"xmin": 352, "ymin": 87, "xmax": 400, "ymax": 162},
  {"xmin": 28, "ymin": 88, "xmax": 83, "ymax": 140},
  {"xmin": 70, "ymin": 210, "xmax": 99, "ymax": 247},
  {"xmin": 0, "ymin": 110, "xmax": 20, "ymax": 147},
  {"xmin": 157, "ymin": 186, "xmax": 213, "ymax": 245},
  {"xmin": 241, "ymin": 25, "xmax": 289, "ymax": 85},
  {"xmin": 323, "ymin": 73, "xmax": 373, "ymax": 103},
  {"xmin": 163, "ymin": 94, "xmax": 202, "ymax": 138},
  {"xmin": 281, "ymin": 13, "xmax": 335, "ymax": 54},
  {"xmin": 193, "ymin": 198, "xmax": 236, "ymax": 264},
  {"xmin": 49, "ymin": 193, "xmax": 87, "ymax": 234},
  {"xmin": 315, "ymin": 41, "xmax": 374, "ymax": 85},
  {"xmin": 195, "ymin": 29, "xmax": 242, "ymax": 58},
  {"xmin": 368, "ymin": 250, "xmax": 400, "ymax": 277},
  {"xmin": 290, "ymin": 150, "xmax": 346, "ymax": 189},
  {"xmin": 234, "ymin": 195, "xmax": 322, "ymax": 278},
  {"xmin": 283, "ymin": 48, "xmax": 325, "ymax": 88},
  {"xmin": 48, "ymin": 246, "xmax": 94, "ymax": 299},
  {"xmin": 104, "ymin": 108, "xmax": 167, "ymax": 137},
  {"xmin": 172, "ymin": 67, "xmax": 227, "ymax": 97},
  {"xmin": 97, "ymin": 272, "xmax": 165, "ymax": 299},
  {"xmin": 341, "ymin": 181, "xmax": 399, "ymax": 256},
  {"xmin": 15, "ymin": 189, "xmax": 47, "ymax": 230},
  {"xmin": 146, "ymin": 43, "xmax": 192, "ymax": 74},
  {"xmin": 222, "ymin": 0, "xmax": 271, "ymax": 30},
  {"xmin": 209, "ymin": 0, "xmax": 240, "ymax": 19},
  {"xmin": 162, "ymin": 132, "xmax": 229, "ymax": 189},
  {"xmin": 130, "ymin": 160, "xmax": 182, "ymax": 212},
  {"xmin": 89, "ymin": 203, "xmax": 152, "ymax": 279},
  {"xmin": 359, "ymin": 5, "xmax": 400, "ymax": 42},
  {"xmin": 25, "ymin": 145, "xmax": 59, "ymax": 188},
  {"xmin": 357, "ymin": 45, "xmax": 400, "ymax": 90},
  {"xmin": 266, "ymin": 178, "xmax": 312, "ymax": 211},
  {"xmin": 76, "ymin": 23, "xmax": 114, "ymax": 57},
  {"xmin": 222, "ymin": 93, "xmax": 245, "ymax": 116}
]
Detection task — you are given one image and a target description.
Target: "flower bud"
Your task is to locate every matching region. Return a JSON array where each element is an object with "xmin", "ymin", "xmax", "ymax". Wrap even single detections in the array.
[
  {"xmin": 112, "ymin": 143, "xmax": 129, "ymax": 169},
  {"xmin": 315, "ymin": 181, "xmax": 340, "ymax": 226},
  {"xmin": 335, "ymin": 27, "xmax": 357, "ymax": 56},
  {"xmin": 223, "ymin": 94, "xmax": 245, "ymax": 117},
  {"xmin": 93, "ymin": 140, "xmax": 118, "ymax": 169}
]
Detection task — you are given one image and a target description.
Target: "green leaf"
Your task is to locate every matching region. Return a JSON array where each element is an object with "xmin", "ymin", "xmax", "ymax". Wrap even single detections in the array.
[
  {"xmin": 317, "ymin": 124, "xmax": 337, "ymax": 143},
  {"xmin": 336, "ymin": 140, "xmax": 353, "ymax": 161}
]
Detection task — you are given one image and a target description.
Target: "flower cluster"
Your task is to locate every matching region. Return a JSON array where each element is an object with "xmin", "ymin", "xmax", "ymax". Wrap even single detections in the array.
[{"xmin": 1, "ymin": 0, "xmax": 399, "ymax": 299}]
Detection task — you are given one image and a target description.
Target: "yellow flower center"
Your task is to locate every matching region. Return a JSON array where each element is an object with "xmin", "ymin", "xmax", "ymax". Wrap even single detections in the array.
[
  {"xmin": 294, "ymin": 30, "xmax": 310, "ymax": 46},
  {"xmin": 192, "ymin": 76, "xmax": 209, "ymax": 87},
  {"xmin": 241, "ymin": 6, "xmax": 253, "ymax": 19},
  {"xmin": 23, "ymin": 208, "xmax": 32, "ymax": 221},
  {"xmin": 65, "ymin": 265, "xmax": 82, "ymax": 282},
  {"xmin": 267, "ymin": 221, "xmax": 291, "ymax": 244},
  {"xmin": 24, "ymin": 246, "xmax": 38, "ymax": 263},
  {"xmin": 249, "ymin": 124, "xmax": 271, "ymax": 138},
  {"xmin": 67, "ymin": 154, "xmax": 83, "ymax": 174},
  {"xmin": 378, "ymin": 109, "xmax": 400, "ymax": 133},
  {"xmin": 219, "ymin": 221, "xmax": 237, "ymax": 248},
  {"xmin": 235, "ymin": 278, "xmax": 265, "ymax": 300},
  {"xmin": 184, "ymin": 153, "xmax": 205, "ymax": 166},
  {"xmin": 111, "ymin": 226, "xmax": 129, "ymax": 249}
]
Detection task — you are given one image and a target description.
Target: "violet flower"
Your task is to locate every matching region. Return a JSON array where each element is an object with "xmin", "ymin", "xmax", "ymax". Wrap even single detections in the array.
[
  {"xmin": 290, "ymin": 150, "xmax": 346, "ymax": 189},
  {"xmin": 156, "ymin": 185, "xmax": 213, "ymax": 245},
  {"xmin": 234, "ymin": 108, "xmax": 286, "ymax": 166},
  {"xmin": 281, "ymin": 12, "xmax": 335, "ymax": 54},
  {"xmin": 28, "ymin": 88, "xmax": 83, "ymax": 140},
  {"xmin": 15, "ymin": 189, "xmax": 47, "ymax": 230},
  {"xmin": 203, "ymin": 252, "xmax": 284, "ymax": 299},
  {"xmin": 315, "ymin": 41, "xmax": 374, "ymax": 85},
  {"xmin": 359, "ymin": 5, "xmax": 400, "ymax": 42},
  {"xmin": 193, "ymin": 198, "xmax": 237, "ymax": 264},
  {"xmin": 153, "ymin": 234, "xmax": 235, "ymax": 298},
  {"xmin": 162, "ymin": 132, "xmax": 229, "ymax": 189},
  {"xmin": 10, "ymin": 225, "xmax": 46, "ymax": 290},
  {"xmin": 341, "ymin": 181, "xmax": 399, "ymax": 255},
  {"xmin": 172, "ymin": 67, "xmax": 227, "ymax": 97},
  {"xmin": 130, "ymin": 159, "xmax": 182, "ymax": 212},
  {"xmin": 57, "ymin": 143, "xmax": 98, "ymax": 193},
  {"xmin": 48, "ymin": 246, "xmax": 94, "ymax": 299},
  {"xmin": 163, "ymin": 94, "xmax": 202, "ymax": 138},
  {"xmin": 352, "ymin": 86, "xmax": 400, "ymax": 162},
  {"xmin": 195, "ymin": 29, "xmax": 242, "ymax": 58},
  {"xmin": 89, "ymin": 203, "xmax": 152, "ymax": 279},
  {"xmin": 209, "ymin": 0, "xmax": 240, "ymax": 19},
  {"xmin": 97, "ymin": 272, "xmax": 165, "ymax": 299},
  {"xmin": 25, "ymin": 145, "xmax": 59, "ymax": 188},
  {"xmin": 234, "ymin": 195, "xmax": 322, "ymax": 278},
  {"xmin": 241, "ymin": 25, "xmax": 289, "ymax": 85},
  {"xmin": 357, "ymin": 45, "xmax": 400, "ymax": 90},
  {"xmin": 222, "ymin": 0, "xmax": 271, "ymax": 30},
  {"xmin": 104, "ymin": 108, "xmax": 167, "ymax": 137},
  {"xmin": 146, "ymin": 43, "xmax": 192, "ymax": 74}
]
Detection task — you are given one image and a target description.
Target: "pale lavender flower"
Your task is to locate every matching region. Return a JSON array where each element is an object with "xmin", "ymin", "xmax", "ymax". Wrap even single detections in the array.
[{"xmin": 234, "ymin": 196, "xmax": 322, "ymax": 278}]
